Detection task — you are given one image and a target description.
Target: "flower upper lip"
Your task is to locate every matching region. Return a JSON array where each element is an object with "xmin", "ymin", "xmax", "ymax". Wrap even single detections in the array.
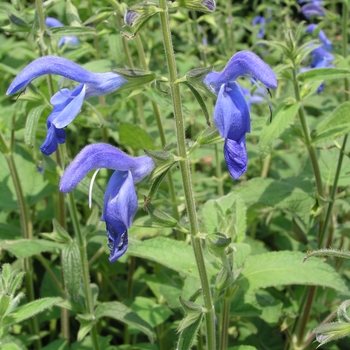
[{"xmin": 6, "ymin": 56, "xmax": 128, "ymax": 96}]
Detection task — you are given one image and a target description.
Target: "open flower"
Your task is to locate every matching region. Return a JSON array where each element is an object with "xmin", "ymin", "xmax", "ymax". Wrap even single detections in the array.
[
  {"xmin": 45, "ymin": 17, "xmax": 80, "ymax": 48},
  {"xmin": 60, "ymin": 143, "xmax": 155, "ymax": 261},
  {"xmin": 7, "ymin": 56, "xmax": 128, "ymax": 155},
  {"xmin": 299, "ymin": 0, "xmax": 325, "ymax": 19},
  {"xmin": 203, "ymin": 51, "xmax": 277, "ymax": 179}
]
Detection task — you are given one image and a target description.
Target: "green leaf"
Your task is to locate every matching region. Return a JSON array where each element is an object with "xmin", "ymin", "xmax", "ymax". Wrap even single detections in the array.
[
  {"xmin": 119, "ymin": 122, "xmax": 155, "ymax": 150},
  {"xmin": 233, "ymin": 177, "xmax": 314, "ymax": 225},
  {"xmin": 238, "ymin": 251, "xmax": 348, "ymax": 293},
  {"xmin": 76, "ymin": 313, "xmax": 94, "ymax": 342},
  {"xmin": 127, "ymin": 237, "xmax": 219, "ymax": 280},
  {"xmin": 50, "ymin": 27, "xmax": 95, "ymax": 37},
  {"xmin": 130, "ymin": 296, "xmax": 173, "ymax": 328},
  {"xmin": 0, "ymin": 239, "xmax": 62, "ymax": 258},
  {"xmin": 228, "ymin": 346, "xmax": 258, "ymax": 350},
  {"xmin": 202, "ymin": 194, "xmax": 247, "ymax": 243},
  {"xmin": 82, "ymin": 11, "xmax": 113, "ymax": 26},
  {"xmin": 24, "ymin": 105, "xmax": 47, "ymax": 149},
  {"xmin": 145, "ymin": 202, "xmax": 183, "ymax": 229},
  {"xmin": 62, "ymin": 242, "xmax": 82, "ymax": 298},
  {"xmin": 298, "ymin": 68, "xmax": 350, "ymax": 83},
  {"xmin": 1, "ymin": 344, "xmax": 22, "ymax": 350},
  {"xmin": 177, "ymin": 312, "xmax": 203, "ymax": 350},
  {"xmin": 41, "ymin": 219, "xmax": 72, "ymax": 244},
  {"xmin": 66, "ymin": 0, "xmax": 82, "ymax": 26},
  {"xmin": 259, "ymin": 102, "xmax": 300, "ymax": 159},
  {"xmin": 1, "ymin": 297, "xmax": 62, "ymax": 327},
  {"xmin": 312, "ymin": 102, "xmax": 350, "ymax": 144},
  {"xmin": 0, "ymin": 145, "xmax": 56, "ymax": 211},
  {"xmin": 95, "ymin": 301, "xmax": 155, "ymax": 342}
]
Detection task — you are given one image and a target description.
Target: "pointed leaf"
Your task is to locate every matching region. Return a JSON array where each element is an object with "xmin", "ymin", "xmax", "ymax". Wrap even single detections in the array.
[
  {"xmin": 259, "ymin": 102, "xmax": 300, "ymax": 159},
  {"xmin": 238, "ymin": 251, "xmax": 348, "ymax": 293},
  {"xmin": 127, "ymin": 237, "xmax": 219, "ymax": 280},
  {"xmin": 24, "ymin": 105, "xmax": 47, "ymax": 149},
  {"xmin": 95, "ymin": 301, "xmax": 155, "ymax": 342},
  {"xmin": 312, "ymin": 102, "xmax": 350, "ymax": 144},
  {"xmin": 298, "ymin": 68, "xmax": 350, "ymax": 83},
  {"xmin": 0, "ymin": 239, "xmax": 62, "ymax": 258},
  {"xmin": 2, "ymin": 297, "xmax": 62, "ymax": 327},
  {"xmin": 177, "ymin": 312, "xmax": 203, "ymax": 350}
]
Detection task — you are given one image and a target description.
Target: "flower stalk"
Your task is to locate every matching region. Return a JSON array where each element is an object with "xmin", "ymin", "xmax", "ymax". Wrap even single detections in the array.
[{"xmin": 158, "ymin": 0, "xmax": 216, "ymax": 348}]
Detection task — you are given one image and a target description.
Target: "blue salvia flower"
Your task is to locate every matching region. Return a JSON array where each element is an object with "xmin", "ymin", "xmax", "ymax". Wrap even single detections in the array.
[
  {"xmin": 60, "ymin": 143, "xmax": 155, "ymax": 261},
  {"xmin": 45, "ymin": 17, "xmax": 80, "ymax": 48},
  {"xmin": 6, "ymin": 56, "xmax": 128, "ymax": 155},
  {"xmin": 300, "ymin": 2, "xmax": 325, "ymax": 19},
  {"xmin": 306, "ymin": 24, "xmax": 332, "ymax": 51},
  {"xmin": 203, "ymin": 51, "xmax": 277, "ymax": 179},
  {"xmin": 303, "ymin": 24, "xmax": 334, "ymax": 93},
  {"xmin": 252, "ymin": 16, "xmax": 265, "ymax": 39}
]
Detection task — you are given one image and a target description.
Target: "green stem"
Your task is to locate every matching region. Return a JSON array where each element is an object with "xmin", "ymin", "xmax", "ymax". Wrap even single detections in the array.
[
  {"xmin": 67, "ymin": 192, "xmax": 100, "ymax": 350},
  {"xmin": 215, "ymin": 144, "xmax": 224, "ymax": 197},
  {"xmin": 319, "ymin": 1, "xmax": 349, "ymax": 247},
  {"xmin": 0, "ymin": 132, "xmax": 41, "ymax": 349},
  {"xmin": 158, "ymin": 2, "xmax": 216, "ymax": 348},
  {"xmin": 292, "ymin": 67, "xmax": 325, "ymax": 239},
  {"xmin": 291, "ymin": 65, "xmax": 324, "ymax": 348},
  {"xmin": 219, "ymin": 296, "xmax": 231, "ymax": 350},
  {"xmin": 134, "ymin": 35, "xmax": 182, "ymax": 232}
]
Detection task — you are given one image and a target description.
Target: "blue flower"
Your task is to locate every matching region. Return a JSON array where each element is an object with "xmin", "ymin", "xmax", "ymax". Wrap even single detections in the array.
[
  {"xmin": 303, "ymin": 24, "xmax": 334, "ymax": 93},
  {"xmin": 204, "ymin": 51, "xmax": 277, "ymax": 179},
  {"xmin": 60, "ymin": 143, "xmax": 155, "ymax": 261},
  {"xmin": 252, "ymin": 16, "xmax": 265, "ymax": 39},
  {"xmin": 306, "ymin": 24, "xmax": 332, "ymax": 51},
  {"xmin": 300, "ymin": 3, "xmax": 325, "ymax": 19},
  {"xmin": 7, "ymin": 56, "xmax": 128, "ymax": 155},
  {"xmin": 45, "ymin": 17, "xmax": 80, "ymax": 48}
]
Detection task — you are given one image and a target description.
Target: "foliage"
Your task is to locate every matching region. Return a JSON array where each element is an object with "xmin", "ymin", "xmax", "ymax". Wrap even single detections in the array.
[{"xmin": 1, "ymin": 0, "xmax": 350, "ymax": 350}]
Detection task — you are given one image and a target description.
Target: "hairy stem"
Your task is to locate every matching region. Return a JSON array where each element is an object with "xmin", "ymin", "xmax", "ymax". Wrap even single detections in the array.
[
  {"xmin": 67, "ymin": 192, "xmax": 100, "ymax": 350},
  {"xmin": 158, "ymin": 1, "xmax": 216, "ymax": 348}
]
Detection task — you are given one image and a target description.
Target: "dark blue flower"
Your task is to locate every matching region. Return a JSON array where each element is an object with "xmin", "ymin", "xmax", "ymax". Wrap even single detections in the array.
[
  {"xmin": 45, "ymin": 17, "xmax": 80, "ymax": 48},
  {"xmin": 7, "ymin": 56, "xmax": 128, "ymax": 155},
  {"xmin": 204, "ymin": 51, "xmax": 277, "ymax": 179},
  {"xmin": 60, "ymin": 143, "xmax": 155, "ymax": 261}
]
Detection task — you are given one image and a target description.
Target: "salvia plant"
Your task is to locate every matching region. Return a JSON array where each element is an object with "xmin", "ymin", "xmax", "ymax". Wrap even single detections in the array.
[{"xmin": 1, "ymin": 0, "xmax": 350, "ymax": 350}]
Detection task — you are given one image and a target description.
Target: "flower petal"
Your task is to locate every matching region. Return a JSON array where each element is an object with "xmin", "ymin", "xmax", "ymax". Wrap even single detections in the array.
[
  {"xmin": 213, "ymin": 82, "xmax": 250, "ymax": 140},
  {"xmin": 102, "ymin": 171, "xmax": 138, "ymax": 262},
  {"xmin": 59, "ymin": 143, "xmax": 155, "ymax": 192},
  {"xmin": 40, "ymin": 123, "xmax": 66, "ymax": 155},
  {"xmin": 223, "ymin": 138, "xmax": 248, "ymax": 180},
  {"xmin": 45, "ymin": 17, "xmax": 64, "ymax": 27},
  {"xmin": 6, "ymin": 56, "xmax": 127, "ymax": 95},
  {"xmin": 49, "ymin": 84, "xmax": 86, "ymax": 128},
  {"xmin": 301, "ymin": 3, "xmax": 325, "ymax": 19},
  {"xmin": 214, "ymin": 51, "xmax": 277, "ymax": 89},
  {"xmin": 102, "ymin": 170, "xmax": 138, "ymax": 228}
]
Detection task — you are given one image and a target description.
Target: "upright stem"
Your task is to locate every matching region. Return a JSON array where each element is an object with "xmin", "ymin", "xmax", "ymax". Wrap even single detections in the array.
[
  {"xmin": 67, "ymin": 192, "xmax": 100, "ymax": 350},
  {"xmin": 0, "ymin": 132, "xmax": 41, "ymax": 349},
  {"xmin": 134, "ymin": 35, "xmax": 182, "ymax": 228},
  {"xmin": 291, "ymin": 67, "xmax": 325, "ymax": 238},
  {"xmin": 319, "ymin": 1, "xmax": 349, "ymax": 247},
  {"xmin": 291, "ymin": 64, "xmax": 325, "ymax": 348},
  {"xmin": 158, "ymin": 2, "xmax": 216, "ymax": 348}
]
